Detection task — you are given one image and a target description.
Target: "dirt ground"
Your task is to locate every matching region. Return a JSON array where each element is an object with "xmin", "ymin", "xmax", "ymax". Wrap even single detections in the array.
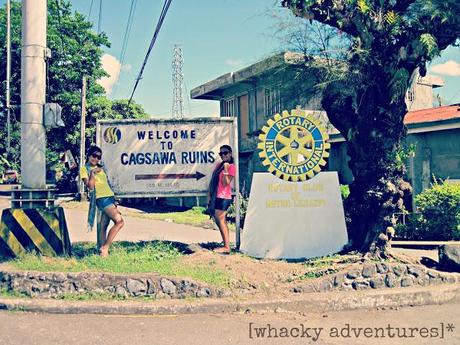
[{"xmin": 179, "ymin": 245, "xmax": 362, "ymax": 297}]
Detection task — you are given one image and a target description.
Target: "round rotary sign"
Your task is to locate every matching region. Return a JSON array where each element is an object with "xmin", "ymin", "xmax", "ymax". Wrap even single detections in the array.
[{"xmin": 258, "ymin": 109, "xmax": 330, "ymax": 182}]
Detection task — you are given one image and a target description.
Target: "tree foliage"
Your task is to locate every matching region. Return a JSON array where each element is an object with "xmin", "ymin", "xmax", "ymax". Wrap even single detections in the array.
[
  {"xmin": 0, "ymin": 0, "xmax": 147, "ymax": 172},
  {"xmin": 281, "ymin": 0, "xmax": 460, "ymax": 251}
]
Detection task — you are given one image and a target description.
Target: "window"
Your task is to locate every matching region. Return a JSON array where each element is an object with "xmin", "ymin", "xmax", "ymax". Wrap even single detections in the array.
[
  {"xmin": 406, "ymin": 90, "xmax": 414, "ymax": 103},
  {"xmin": 238, "ymin": 94, "xmax": 249, "ymax": 139},
  {"xmin": 265, "ymin": 86, "xmax": 282, "ymax": 118},
  {"xmin": 222, "ymin": 98, "xmax": 236, "ymax": 117}
]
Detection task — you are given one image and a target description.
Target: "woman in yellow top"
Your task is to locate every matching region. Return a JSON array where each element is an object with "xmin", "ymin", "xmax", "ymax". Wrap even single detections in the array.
[{"xmin": 80, "ymin": 146, "xmax": 124, "ymax": 257}]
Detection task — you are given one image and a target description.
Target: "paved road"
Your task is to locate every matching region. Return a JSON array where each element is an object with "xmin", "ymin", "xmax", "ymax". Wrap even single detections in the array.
[
  {"xmin": 63, "ymin": 207, "xmax": 230, "ymax": 245},
  {"xmin": 392, "ymin": 247, "xmax": 438, "ymax": 261},
  {"xmin": 0, "ymin": 197, "xmax": 233, "ymax": 245},
  {"xmin": 0, "ymin": 198, "xmax": 11, "ymax": 209},
  {"xmin": 0, "ymin": 303, "xmax": 458, "ymax": 345}
]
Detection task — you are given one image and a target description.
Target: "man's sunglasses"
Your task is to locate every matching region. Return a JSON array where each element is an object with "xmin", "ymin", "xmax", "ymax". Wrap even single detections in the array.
[
  {"xmin": 91, "ymin": 153, "xmax": 102, "ymax": 159},
  {"xmin": 219, "ymin": 151, "xmax": 230, "ymax": 157}
]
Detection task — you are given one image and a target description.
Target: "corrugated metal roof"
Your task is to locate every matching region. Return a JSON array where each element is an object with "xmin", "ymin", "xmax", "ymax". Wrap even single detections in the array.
[{"xmin": 404, "ymin": 105, "xmax": 460, "ymax": 124}]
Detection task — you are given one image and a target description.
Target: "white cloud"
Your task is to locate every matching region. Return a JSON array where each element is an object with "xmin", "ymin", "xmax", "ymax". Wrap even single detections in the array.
[
  {"xmin": 430, "ymin": 60, "xmax": 460, "ymax": 77},
  {"xmin": 121, "ymin": 64, "xmax": 132, "ymax": 72},
  {"xmin": 98, "ymin": 54, "xmax": 122, "ymax": 95},
  {"xmin": 225, "ymin": 58, "xmax": 243, "ymax": 67}
]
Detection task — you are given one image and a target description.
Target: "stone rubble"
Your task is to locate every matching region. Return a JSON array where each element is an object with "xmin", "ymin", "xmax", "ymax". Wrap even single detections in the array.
[
  {"xmin": 0, "ymin": 270, "xmax": 225, "ymax": 299},
  {"xmin": 293, "ymin": 262, "xmax": 460, "ymax": 293}
]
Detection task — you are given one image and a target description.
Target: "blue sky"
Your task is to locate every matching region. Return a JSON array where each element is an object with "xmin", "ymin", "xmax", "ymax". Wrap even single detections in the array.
[
  {"xmin": 73, "ymin": 0, "xmax": 285, "ymax": 117},
  {"xmin": 3, "ymin": 0, "xmax": 460, "ymax": 116}
]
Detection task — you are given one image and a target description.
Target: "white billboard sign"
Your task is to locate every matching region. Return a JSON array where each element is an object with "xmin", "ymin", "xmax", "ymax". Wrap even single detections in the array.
[
  {"xmin": 96, "ymin": 118, "xmax": 236, "ymax": 198},
  {"xmin": 241, "ymin": 172, "xmax": 348, "ymax": 259}
]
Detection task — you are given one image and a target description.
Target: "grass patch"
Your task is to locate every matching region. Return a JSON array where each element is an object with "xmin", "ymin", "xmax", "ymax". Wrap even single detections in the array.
[
  {"xmin": 52, "ymin": 292, "xmax": 157, "ymax": 302},
  {"xmin": 135, "ymin": 208, "xmax": 236, "ymax": 231},
  {"xmin": 287, "ymin": 254, "xmax": 361, "ymax": 282},
  {"xmin": 7, "ymin": 241, "xmax": 230, "ymax": 288},
  {"xmin": 173, "ymin": 263, "xmax": 230, "ymax": 287},
  {"xmin": 299, "ymin": 268, "xmax": 339, "ymax": 280},
  {"xmin": 10, "ymin": 242, "xmax": 180, "ymax": 273},
  {"xmin": 303, "ymin": 254, "xmax": 359, "ymax": 269},
  {"xmin": 138, "ymin": 206, "xmax": 212, "ymax": 227},
  {"xmin": 0, "ymin": 286, "xmax": 29, "ymax": 299},
  {"xmin": 0, "ymin": 287, "xmax": 157, "ymax": 302}
]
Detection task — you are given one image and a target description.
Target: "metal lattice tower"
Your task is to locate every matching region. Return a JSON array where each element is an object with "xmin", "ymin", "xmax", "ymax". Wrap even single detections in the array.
[{"xmin": 172, "ymin": 45, "xmax": 184, "ymax": 119}]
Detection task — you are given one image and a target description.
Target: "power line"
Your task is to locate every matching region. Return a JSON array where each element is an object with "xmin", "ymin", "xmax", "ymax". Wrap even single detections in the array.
[
  {"xmin": 112, "ymin": 0, "xmax": 138, "ymax": 98},
  {"xmin": 119, "ymin": 0, "xmax": 137, "ymax": 66},
  {"xmin": 97, "ymin": 0, "xmax": 102, "ymax": 34},
  {"xmin": 88, "ymin": 0, "xmax": 94, "ymax": 19},
  {"xmin": 128, "ymin": 0, "xmax": 173, "ymax": 106}
]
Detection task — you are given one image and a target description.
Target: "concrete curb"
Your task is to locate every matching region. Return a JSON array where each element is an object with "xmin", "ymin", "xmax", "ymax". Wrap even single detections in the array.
[{"xmin": 1, "ymin": 284, "xmax": 459, "ymax": 315}]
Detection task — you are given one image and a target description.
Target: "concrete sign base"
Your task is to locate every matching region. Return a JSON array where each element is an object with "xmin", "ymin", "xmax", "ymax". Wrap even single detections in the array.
[{"xmin": 240, "ymin": 172, "xmax": 348, "ymax": 259}]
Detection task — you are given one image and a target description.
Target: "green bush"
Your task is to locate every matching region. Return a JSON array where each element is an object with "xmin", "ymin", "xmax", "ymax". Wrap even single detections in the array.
[
  {"xmin": 340, "ymin": 185, "xmax": 350, "ymax": 200},
  {"xmin": 227, "ymin": 193, "xmax": 249, "ymax": 222},
  {"xmin": 0, "ymin": 154, "xmax": 19, "ymax": 176},
  {"xmin": 394, "ymin": 216, "xmax": 423, "ymax": 240},
  {"xmin": 190, "ymin": 206, "xmax": 206, "ymax": 214},
  {"xmin": 399, "ymin": 180, "xmax": 460, "ymax": 240}
]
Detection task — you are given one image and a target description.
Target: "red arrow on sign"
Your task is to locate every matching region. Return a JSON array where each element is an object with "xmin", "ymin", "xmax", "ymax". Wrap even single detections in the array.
[{"xmin": 135, "ymin": 171, "xmax": 206, "ymax": 181}]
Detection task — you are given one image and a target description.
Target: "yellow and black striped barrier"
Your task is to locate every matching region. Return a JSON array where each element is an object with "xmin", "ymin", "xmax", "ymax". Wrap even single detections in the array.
[{"xmin": 0, "ymin": 207, "xmax": 71, "ymax": 258}]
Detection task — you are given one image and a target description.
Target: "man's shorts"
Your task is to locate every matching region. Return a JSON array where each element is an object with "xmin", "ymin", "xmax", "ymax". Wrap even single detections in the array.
[{"xmin": 96, "ymin": 196, "xmax": 116, "ymax": 212}]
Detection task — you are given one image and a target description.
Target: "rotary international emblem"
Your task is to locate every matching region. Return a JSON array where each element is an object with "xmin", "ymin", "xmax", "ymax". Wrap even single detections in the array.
[{"xmin": 258, "ymin": 109, "xmax": 330, "ymax": 181}]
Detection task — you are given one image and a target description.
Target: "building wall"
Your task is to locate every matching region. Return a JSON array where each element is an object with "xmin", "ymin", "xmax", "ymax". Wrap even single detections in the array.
[
  {"xmin": 327, "ymin": 128, "xmax": 460, "ymax": 201},
  {"xmin": 406, "ymin": 82, "xmax": 436, "ymax": 111},
  {"xmin": 405, "ymin": 128, "xmax": 460, "ymax": 196},
  {"xmin": 218, "ymin": 67, "xmax": 323, "ymax": 192},
  {"xmin": 405, "ymin": 72, "xmax": 443, "ymax": 111}
]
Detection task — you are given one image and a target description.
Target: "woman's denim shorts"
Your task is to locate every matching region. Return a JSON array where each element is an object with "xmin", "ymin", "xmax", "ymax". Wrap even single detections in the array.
[
  {"xmin": 215, "ymin": 198, "xmax": 232, "ymax": 211},
  {"xmin": 96, "ymin": 196, "xmax": 116, "ymax": 211}
]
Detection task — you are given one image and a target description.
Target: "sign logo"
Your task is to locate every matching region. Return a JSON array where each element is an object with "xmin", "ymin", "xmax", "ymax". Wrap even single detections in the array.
[
  {"xmin": 103, "ymin": 127, "xmax": 122, "ymax": 144},
  {"xmin": 258, "ymin": 109, "xmax": 330, "ymax": 182}
]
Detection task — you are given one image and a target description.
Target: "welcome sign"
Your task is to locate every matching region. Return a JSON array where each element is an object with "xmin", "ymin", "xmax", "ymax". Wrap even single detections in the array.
[{"xmin": 96, "ymin": 118, "xmax": 236, "ymax": 197}]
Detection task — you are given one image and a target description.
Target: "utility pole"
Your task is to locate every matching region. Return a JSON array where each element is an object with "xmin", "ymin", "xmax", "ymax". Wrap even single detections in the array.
[
  {"xmin": 0, "ymin": 0, "xmax": 71, "ymax": 260},
  {"xmin": 6, "ymin": 0, "xmax": 11, "ymax": 155},
  {"xmin": 79, "ymin": 76, "xmax": 87, "ymax": 199},
  {"xmin": 21, "ymin": 0, "xmax": 46, "ymax": 189}
]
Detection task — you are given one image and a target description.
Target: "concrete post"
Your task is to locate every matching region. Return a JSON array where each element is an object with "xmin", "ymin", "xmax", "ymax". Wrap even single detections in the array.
[
  {"xmin": 233, "ymin": 117, "xmax": 241, "ymax": 250},
  {"xmin": 6, "ymin": 0, "xmax": 11, "ymax": 155},
  {"xmin": 79, "ymin": 76, "xmax": 87, "ymax": 199},
  {"xmin": 21, "ymin": 0, "xmax": 47, "ymax": 189}
]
